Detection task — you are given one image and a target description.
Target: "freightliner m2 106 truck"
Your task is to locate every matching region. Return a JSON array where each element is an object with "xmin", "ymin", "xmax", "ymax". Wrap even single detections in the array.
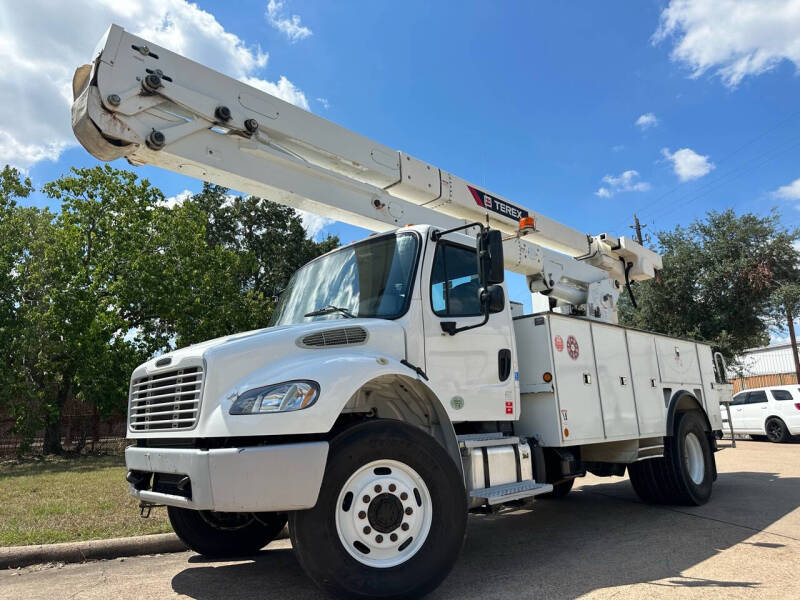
[{"xmin": 71, "ymin": 25, "xmax": 730, "ymax": 599}]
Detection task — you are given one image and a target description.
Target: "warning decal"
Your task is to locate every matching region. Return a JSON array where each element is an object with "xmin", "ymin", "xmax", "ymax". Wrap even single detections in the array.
[
  {"xmin": 566, "ymin": 335, "xmax": 580, "ymax": 360},
  {"xmin": 554, "ymin": 335, "xmax": 564, "ymax": 352}
]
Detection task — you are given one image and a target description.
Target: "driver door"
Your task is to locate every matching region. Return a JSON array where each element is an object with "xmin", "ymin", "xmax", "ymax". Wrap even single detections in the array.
[{"xmin": 421, "ymin": 236, "xmax": 517, "ymax": 423}]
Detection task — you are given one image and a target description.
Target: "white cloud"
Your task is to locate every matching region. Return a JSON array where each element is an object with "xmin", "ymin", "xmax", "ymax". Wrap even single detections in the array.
[
  {"xmin": 0, "ymin": 0, "xmax": 309, "ymax": 170},
  {"xmin": 316, "ymin": 97, "xmax": 330, "ymax": 110},
  {"xmin": 653, "ymin": 0, "xmax": 800, "ymax": 88},
  {"xmin": 160, "ymin": 189, "xmax": 193, "ymax": 209},
  {"xmin": 635, "ymin": 113, "xmax": 659, "ymax": 130},
  {"xmin": 266, "ymin": 0, "xmax": 312, "ymax": 42},
  {"xmin": 296, "ymin": 210, "xmax": 333, "ymax": 238},
  {"xmin": 661, "ymin": 147, "xmax": 714, "ymax": 181},
  {"xmin": 772, "ymin": 177, "xmax": 800, "ymax": 201},
  {"xmin": 595, "ymin": 170, "xmax": 651, "ymax": 198}
]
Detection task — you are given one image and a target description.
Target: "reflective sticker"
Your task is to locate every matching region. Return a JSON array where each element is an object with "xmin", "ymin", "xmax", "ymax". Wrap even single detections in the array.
[
  {"xmin": 514, "ymin": 371, "xmax": 519, "ymax": 381},
  {"xmin": 554, "ymin": 335, "xmax": 564, "ymax": 352},
  {"xmin": 566, "ymin": 335, "xmax": 580, "ymax": 360}
]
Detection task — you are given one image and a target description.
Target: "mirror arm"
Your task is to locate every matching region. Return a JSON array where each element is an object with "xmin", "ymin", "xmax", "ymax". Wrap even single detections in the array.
[{"xmin": 430, "ymin": 222, "xmax": 484, "ymax": 242}]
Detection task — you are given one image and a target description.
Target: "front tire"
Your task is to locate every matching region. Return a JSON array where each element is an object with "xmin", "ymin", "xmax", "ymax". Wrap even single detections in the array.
[
  {"xmin": 167, "ymin": 507, "xmax": 286, "ymax": 558},
  {"xmin": 290, "ymin": 419, "xmax": 467, "ymax": 599},
  {"xmin": 628, "ymin": 411, "xmax": 713, "ymax": 506},
  {"xmin": 766, "ymin": 418, "xmax": 791, "ymax": 443}
]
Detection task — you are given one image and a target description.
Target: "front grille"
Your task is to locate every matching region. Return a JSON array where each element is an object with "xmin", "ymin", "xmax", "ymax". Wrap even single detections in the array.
[
  {"xmin": 299, "ymin": 326, "xmax": 368, "ymax": 348},
  {"xmin": 129, "ymin": 366, "xmax": 203, "ymax": 431}
]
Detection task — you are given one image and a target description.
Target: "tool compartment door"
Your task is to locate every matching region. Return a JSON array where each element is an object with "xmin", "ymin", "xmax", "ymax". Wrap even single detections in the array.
[
  {"xmin": 627, "ymin": 330, "xmax": 665, "ymax": 436},
  {"xmin": 550, "ymin": 317, "xmax": 604, "ymax": 443},
  {"xmin": 592, "ymin": 323, "xmax": 639, "ymax": 438}
]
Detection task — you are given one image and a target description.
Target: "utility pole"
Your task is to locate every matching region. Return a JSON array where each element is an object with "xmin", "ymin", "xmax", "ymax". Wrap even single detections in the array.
[
  {"xmin": 631, "ymin": 213, "xmax": 645, "ymax": 245},
  {"xmin": 786, "ymin": 302, "xmax": 800, "ymax": 383}
]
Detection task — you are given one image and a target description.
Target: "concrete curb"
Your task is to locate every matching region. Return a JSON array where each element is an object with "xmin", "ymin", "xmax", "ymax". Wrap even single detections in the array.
[
  {"xmin": 0, "ymin": 533, "xmax": 187, "ymax": 570},
  {"xmin": 1, "ymin": 526, "xmax": 290, "ymax": 570}
]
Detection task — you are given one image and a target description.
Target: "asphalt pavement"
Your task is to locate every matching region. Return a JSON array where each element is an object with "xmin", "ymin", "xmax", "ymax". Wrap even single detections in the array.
[{"xmin": 3, "ymin": 439, "xmax": 799, "ymax": 599}]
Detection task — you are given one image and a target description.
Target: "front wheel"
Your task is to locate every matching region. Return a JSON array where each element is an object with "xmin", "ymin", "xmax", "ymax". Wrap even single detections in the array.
[
  {"xmin": 167, "ymin": 507, "xmax": 286, "ymax": 558},
  {"xmin": 290, "ymin": 419, "xmax": 467, "ymax": 599}
]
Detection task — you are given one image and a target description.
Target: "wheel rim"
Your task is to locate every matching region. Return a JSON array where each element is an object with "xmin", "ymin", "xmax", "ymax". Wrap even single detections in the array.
[
  {"xmin": 335, "ymin": 459, "xmax": 433, "ymax": 568},
  {"xmin": 767, "ymin": 420, "xmax": 782, "ymax": 441},
  {"xmin": 683, "ymin": 432, "xmax": 705, "ymax": 485}
]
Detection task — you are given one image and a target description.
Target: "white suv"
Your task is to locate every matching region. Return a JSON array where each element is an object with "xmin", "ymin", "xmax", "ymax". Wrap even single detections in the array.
[{"xmin": 724, "ymin": 386, "xmax": 800, "ymax": 442}]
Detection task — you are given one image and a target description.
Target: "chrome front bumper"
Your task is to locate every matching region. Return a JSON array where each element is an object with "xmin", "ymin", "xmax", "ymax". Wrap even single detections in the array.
[{"xmin": 125, "ymin": 442, "xmax": 329, "ymax": 512}]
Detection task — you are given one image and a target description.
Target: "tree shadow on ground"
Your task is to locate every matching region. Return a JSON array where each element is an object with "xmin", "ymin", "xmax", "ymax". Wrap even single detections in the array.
[{"xmin": 171, "ymin": 471, "xmax": 799, "ymax": 599}]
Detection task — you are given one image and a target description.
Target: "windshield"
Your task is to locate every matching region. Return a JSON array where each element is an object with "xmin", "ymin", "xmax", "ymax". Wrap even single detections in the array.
[{"xmin": 270, "ymin": 232, "xmax": 420, "ymax": 325}]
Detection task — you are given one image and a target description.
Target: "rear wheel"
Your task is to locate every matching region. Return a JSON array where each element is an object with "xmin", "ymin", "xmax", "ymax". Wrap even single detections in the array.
[
  {"xmin": 628, "ymin": 411, "xmax": 713, "ymax": 506},
  {"xmin": 766, "ymin": 418, "xmax": 791, "ymax": 443},
  {"xmin": 290, "ymin": 419, "xmax": 467, "ymax": 599},
  {"xmin": 540, "ymin": 478, "xmax": 574, "ymax": 499},
  {"xmin": 168, "ymin": 507, "xmax": 286, "ymax": 558}
]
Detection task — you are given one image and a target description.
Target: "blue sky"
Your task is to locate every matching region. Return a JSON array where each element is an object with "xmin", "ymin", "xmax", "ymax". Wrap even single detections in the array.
[{"xmin": 4, "ymin": 1, "xmax": 800, "ymax": 317}]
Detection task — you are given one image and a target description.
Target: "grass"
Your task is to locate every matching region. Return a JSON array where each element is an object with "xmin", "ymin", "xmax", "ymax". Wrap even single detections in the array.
[{"xmin": 0, "ymin": 455, "xmax": 172, "ymax": 546}]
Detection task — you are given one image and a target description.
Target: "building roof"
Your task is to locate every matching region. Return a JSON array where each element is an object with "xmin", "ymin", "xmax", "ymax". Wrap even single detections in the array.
[{"xmin": 730, "ymin": 343, "xmax": 799, "ymax": 377}]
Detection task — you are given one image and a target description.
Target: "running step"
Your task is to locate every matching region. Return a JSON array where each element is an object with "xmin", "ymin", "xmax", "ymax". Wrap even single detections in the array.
[
  {"xmin": 457, "ymin": 433, "xmax": 520, "ymax": 449},
  {"xmin": 470, "ymin": 480, "xmax": 553, "ymax": 505}
]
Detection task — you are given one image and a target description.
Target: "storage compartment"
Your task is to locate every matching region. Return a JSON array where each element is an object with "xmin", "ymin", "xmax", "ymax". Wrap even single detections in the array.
[{"xmin": 513, "ymin": 313, "xmax": 716, "ymax": 447}]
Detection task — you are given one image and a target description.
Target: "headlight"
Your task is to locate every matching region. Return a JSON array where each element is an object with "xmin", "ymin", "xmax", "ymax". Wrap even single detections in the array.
[{"xmin": 229, "ymin": 380, "xmax": 319, "ymax": 415}]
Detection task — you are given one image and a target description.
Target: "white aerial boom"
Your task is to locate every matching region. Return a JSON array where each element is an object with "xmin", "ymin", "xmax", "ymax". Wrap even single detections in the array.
[{"xmin": 71, "ymin": 25, "xmax": 660, "ymax": 321}]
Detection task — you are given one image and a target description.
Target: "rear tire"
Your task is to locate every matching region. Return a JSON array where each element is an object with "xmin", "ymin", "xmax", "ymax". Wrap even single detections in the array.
[
  {"xmin": 628, "ymin": 411, "xmax": 713, "ymax": 506},
  {"xmin": 168, "ymin": 507, "xmax": 286, "ymax": 558},
  {"xmin": 766, "ymin": 418, "xmax": 791, "ymax": 443},
  {"xmin": 540, "ymin": 478, "xmax": 574, "ymax": 499},
  {"xmin": 290, "ymin": 419, "xmax": 467, "ymax": 599}
]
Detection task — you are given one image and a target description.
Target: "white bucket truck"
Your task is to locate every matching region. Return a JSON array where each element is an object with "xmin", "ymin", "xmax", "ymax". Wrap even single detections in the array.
[{"xmin": 71, "ymin": 25, "xmax": 729, "ymax": 598}]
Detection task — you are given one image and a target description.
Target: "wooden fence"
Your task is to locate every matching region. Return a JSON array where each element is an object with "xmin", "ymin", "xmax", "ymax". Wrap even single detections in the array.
[{"xmin": 731, "ymin": 372, "xmax": 799, "ymax": 394}]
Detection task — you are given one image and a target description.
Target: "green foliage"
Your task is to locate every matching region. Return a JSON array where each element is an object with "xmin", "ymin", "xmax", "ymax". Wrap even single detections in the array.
[
  {"xmin": 0, "ymin": 166, "xmax": 338, "ymax": 452},
  {"xmin": 620, "ymin": 209, "xmax": 800, "ymax": 359}
]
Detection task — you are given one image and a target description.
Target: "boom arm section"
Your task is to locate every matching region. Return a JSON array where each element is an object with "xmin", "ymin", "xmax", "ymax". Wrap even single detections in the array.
[{"xmin": 71, "ymin": 25, "xmax": 661, "ymax": 319}]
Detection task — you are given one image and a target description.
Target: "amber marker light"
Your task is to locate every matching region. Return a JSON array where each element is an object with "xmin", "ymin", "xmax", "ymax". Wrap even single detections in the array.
[{"xmin": 543, "ymin": 372, "xmax": 553, "ymax": 383}]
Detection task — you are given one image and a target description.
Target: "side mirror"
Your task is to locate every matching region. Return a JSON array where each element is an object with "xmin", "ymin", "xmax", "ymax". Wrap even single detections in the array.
[
  {"xmin": 478, "ymin": 229, "xmax": 504, "ymax": 285},
  {"xmin": 481, "ymin": 284, "xmax": 505, "ymax": 313}
]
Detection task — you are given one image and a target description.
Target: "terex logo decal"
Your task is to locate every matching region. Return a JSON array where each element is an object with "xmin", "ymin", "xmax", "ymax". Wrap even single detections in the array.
[{"xmin": 467, "ymin": 185, "xmax": 529, "ymax": 221}]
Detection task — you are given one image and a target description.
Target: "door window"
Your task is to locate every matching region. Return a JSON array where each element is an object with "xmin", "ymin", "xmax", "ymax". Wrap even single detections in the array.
[
  {"xmin": 430, "ymin": 243, "xmax": 481, "ymax": 317},
  {"xmin": 771, "ymin": 389, "xmax": 793, "ymax": 401},
  {"xmin": 746, "ymin": 391, "xmax": 768, "ymax": 404},
  {"xmin": 730, "ymin": 393, "xmax": 747, "ymax": 406}
]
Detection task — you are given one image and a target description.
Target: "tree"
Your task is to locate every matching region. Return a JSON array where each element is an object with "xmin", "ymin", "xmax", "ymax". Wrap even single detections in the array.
[{"xmin": 620, "ymin": 209, "xmax": 799, "ymax": 360}]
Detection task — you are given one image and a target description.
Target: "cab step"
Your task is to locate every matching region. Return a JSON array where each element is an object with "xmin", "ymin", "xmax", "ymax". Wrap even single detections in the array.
[
  {"xmin": 457, "ymin": 433, "xmax": 520, "ymax": 449},
  {"xmin": 469, "ymin": 480, "xmax": 553, "ymax": 505}
]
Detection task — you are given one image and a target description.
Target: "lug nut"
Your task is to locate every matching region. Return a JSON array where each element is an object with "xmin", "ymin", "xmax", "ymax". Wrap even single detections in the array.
[
  {"xmin": 374, "ymin": 485, "xmax": 382, "ymax": 493},
  {"xmin": 363, "ymin": 526, "xmax": 371, "ymax": 534},
  {"xmin": 400, "ymin": 492, "xmax": 408, "ymax": 501},
  {"xmin": 405, "ymin": 507, "xmax": 413, "ymax": 515},
  {"xmin": 362, "ymin": 495, "xmax": 370, "ymax": 503},
  {"xmin": 215, "ymin": 105, "xmax": 231, "ymax": 121},
  {"xmin": 358, "ymin": 511, "xmax": 366, "ymax": 519},
  {"xmin": 389, "ymin": 484, "xmax": 396, "ymax": 492},
  {"xmin": 390, "ymin": 533, "xmax": 398, "ymax": 542},
  {"xmin": 147, "ymin": 130, "xmax": 166, "ymax": 150},
  {"xmin": 244, "ymin": 118, "xmax": 259, "ymax": 133},
  {"xmin": 375, "ymin": 535, "xmax": 383, "ymax": 543},
  {"xmin": 142, "ymin": 73, "xmax": 162, "ymax": 93},
  {"xmin": 401, "ymin": 523, "xmax": 409, "ymax": 531},
  {"xmin": 106, "ymin": 94, "xmax": 121, "ymax": 106}
]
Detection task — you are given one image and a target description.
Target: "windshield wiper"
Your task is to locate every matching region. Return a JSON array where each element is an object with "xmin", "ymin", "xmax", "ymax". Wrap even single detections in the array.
[{"xmin": 304, "ymin": 305, "xmax": 356, "ymax": 318}]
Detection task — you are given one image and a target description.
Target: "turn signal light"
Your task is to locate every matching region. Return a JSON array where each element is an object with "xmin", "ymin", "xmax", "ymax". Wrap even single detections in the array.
[
  {"xmin": 519, "ymin": 216, "xmax": 535, "ymax": 233},
  {"xmin": 543, "ymin": 372, "xmax": 553, "ymax": 383}
]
